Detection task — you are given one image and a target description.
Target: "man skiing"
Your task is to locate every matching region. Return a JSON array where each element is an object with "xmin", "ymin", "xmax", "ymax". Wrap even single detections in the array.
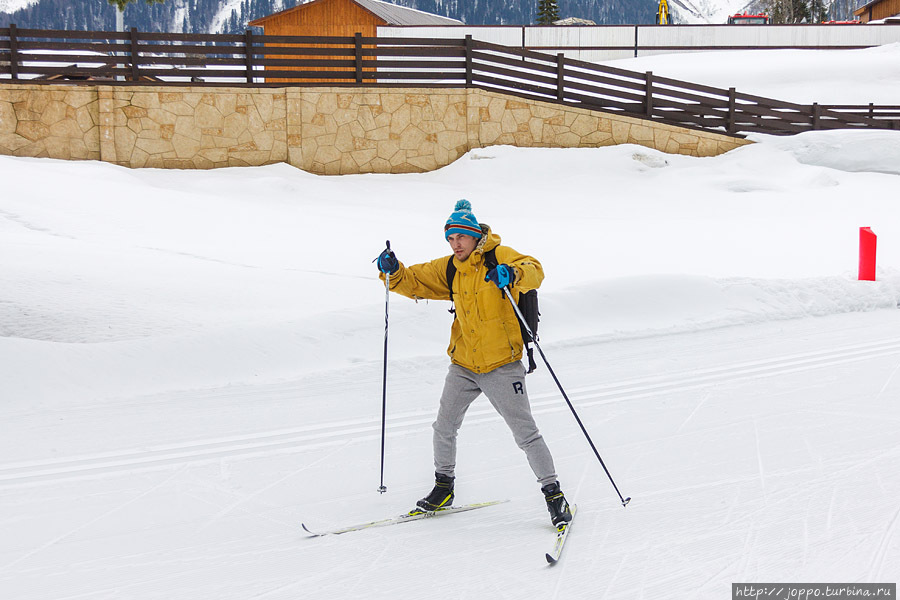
[{"xmin": 375, "ymin": 199, "xmax": 573, "ymax": 527}]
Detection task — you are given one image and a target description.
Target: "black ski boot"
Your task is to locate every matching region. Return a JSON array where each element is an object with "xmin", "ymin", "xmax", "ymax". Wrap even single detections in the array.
[
  {"xmin": 542, "ymin": 481, "xmax": 572, "ymax": 527},
  {"xmin": 416, "ymin": 473, "xmax": 455, "ymax": 512}
]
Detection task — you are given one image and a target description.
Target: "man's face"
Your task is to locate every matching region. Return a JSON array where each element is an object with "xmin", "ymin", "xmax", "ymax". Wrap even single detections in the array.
[{"xmin": 447, "ymin": 233, "xmax": 479, "ymax": 262}]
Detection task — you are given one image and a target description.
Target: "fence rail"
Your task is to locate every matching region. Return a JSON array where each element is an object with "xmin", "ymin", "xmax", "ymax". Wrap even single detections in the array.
[{"xmin": 2, "ymin": 26, "xmax": 898, "ymax": 137}]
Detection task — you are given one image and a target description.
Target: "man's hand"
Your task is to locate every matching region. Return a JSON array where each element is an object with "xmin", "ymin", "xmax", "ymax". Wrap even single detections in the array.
[
  {"xmin": 485, "ymin": 264, "xmax": 516, "ymax": 288},
  {"xmin": 376, "ymin": 248, "xmax": 399, "ymax": 275}
]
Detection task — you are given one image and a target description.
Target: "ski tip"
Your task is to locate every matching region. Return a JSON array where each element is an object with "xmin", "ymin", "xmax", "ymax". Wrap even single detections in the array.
[
  {"xmin": 545, "ymin": 553, "xmax": 557, "ymax": 565},
  {"xmin": 301, "ymin": 523, "xmax": 321, "ymax": 537}
]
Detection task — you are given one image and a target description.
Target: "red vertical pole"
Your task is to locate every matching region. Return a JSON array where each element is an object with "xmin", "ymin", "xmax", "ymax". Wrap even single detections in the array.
[{"xmin": 859, "ymin": 227, "xmax": 877, "ymax": 281}]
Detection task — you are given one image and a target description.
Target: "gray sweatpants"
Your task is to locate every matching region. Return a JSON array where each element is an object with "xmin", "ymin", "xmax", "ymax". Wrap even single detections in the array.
[{"xmin": 433, "ymin": 362, "xmax": 558, "ymax": 487}]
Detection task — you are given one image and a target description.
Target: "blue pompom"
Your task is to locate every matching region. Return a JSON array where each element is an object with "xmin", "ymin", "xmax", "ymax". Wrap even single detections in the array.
[{"xmin": 454, "ymin": 199, "xmax": 472, "ymax": 212}]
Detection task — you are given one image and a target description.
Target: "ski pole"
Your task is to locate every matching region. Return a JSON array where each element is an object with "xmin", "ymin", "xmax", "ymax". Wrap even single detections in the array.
[
  {"xmin": 503, "ymin": 287, "xmax": 631, "ymax": 508},
  {"xmin": 377, "ymin": 241, "xmax": 392, "ymax": 494}
]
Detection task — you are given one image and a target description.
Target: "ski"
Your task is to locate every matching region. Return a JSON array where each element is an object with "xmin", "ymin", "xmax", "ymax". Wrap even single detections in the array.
[
  {"xmin": 546, "ymin": 504, "xmax": 577, "ymax": 564},
  {"xmin": 302, "ymin": 500, "xmax": 508, "ymax": 537}
]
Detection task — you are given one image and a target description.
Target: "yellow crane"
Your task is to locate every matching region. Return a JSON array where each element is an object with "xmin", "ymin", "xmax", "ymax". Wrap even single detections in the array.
[{"xmin": 657, "ymin": 0, "xmax": 670, "ymax": 24}]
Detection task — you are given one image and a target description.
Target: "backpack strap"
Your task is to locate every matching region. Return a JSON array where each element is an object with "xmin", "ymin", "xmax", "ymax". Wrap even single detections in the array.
[
  {"xmin": 447, "ymin": 247, "xmax": 497, "ymax": 311},
  {"xmin": 446, "ymin": 257, "xmax": 457, "ymax": 316},
  {"xmin": 447, "ymin": 247, "xmax": 538, "ymax": 374}
]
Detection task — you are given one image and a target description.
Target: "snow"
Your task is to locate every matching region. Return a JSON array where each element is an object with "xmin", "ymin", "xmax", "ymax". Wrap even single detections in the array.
[
  {"xmin": 2, "ymin": 47, "xmax": 900, "ymax": 598},
  {"xmin": 604, "ymin": 42, "xmax": 900, "ymax": 104},
  {"xmin": 667, "ymin": 0, "xmax": 755, "ymax": 24},
  {"xmin": 0, "ymin": 0, "xmax": 38, "ymax": 14}
]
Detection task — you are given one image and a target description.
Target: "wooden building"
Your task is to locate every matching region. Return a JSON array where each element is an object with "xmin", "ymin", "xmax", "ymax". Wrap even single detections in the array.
[
  {"xmin": 853, "ymin": 0, "xmax": 900, "ymax": 23},
  {"xmin": 249, "ymin": 0, "xmax": 461, "ymax": 82},
  {"xmin": 249, "ymin": 0, "xmax": 461, "ymax": 36}
]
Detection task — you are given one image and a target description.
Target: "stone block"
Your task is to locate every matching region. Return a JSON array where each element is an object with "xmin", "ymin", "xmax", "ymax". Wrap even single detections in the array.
[
  {"xmin": 49, "ymin": 119, "xmax": 83, "ymax": 139},
  {"xmin": 131, "ymin": 147, "xmax": 150, "ymax": 168},
  {"xmin": 159, "ymin": 92, "xmax": 183, "ymax": 103},
  {"xmin": 358, "ymin": 105, "xmax": 377, "ymax": 131},
  {"xmin": 570, "ymin": 114, "xmax": 598, "ymax": 138},
  {"xmin": 224, "ymin": 112, "xmax": 249, "ymax": 140},
  {"xmin": 314, "ymin": 145, "xmax": 342, "ymax": 165},
  {"xmin": 131, "ymin": 93, "xmax": 160, "ymax": 109},
  {"xmin": 377, "ymin": 139, "xmax": 400, "ymax": 161},
  {"xmin": 380, "ymin": 93, "xmax": 404, "ymax": 114},
  {"xmin": 334, "ymin": 108, "xmax": 357, "ymax": 127},
  {"xmin": 172, "ymin": 133, "xmax": 202, "ymax": 159},
  {"xmin": 115, "ymin": 126, "xmax": 139, "ymax": 156},
  {"xmin": 16, "ymin": 121, "xmax": 50, "ymax": 142},
  {"xmin": 390, "ymin": 104, "xmax": 411, "ymax": 135},
  {"xmin": 479, "ymin": 121, "xmax": 502, "ymax": 145},
  {"xmin": 611, "ymin": 121, "xmax": 630, "ymax": 144},
  {"xmin": 83, "ymin": 127, "xmax": 101, "ymax": 152},
  {"xmin": 581, "ymin": 130, "xmax": 614, "ymax": 146},
  {"xmin": 214, "ymin": 94, "xmax": 237, "ymax": 116},
  {"xmin": 37, "ymin": 101, "xmax": 66, "ymax": 126},
  {"xmin": 75, "ymin": 105, "xmax": 97, "ymax": 132},
  {"xmin": 697, "ymin": 137, "xmax": 719, "ymax": 157},
  {"xmin": 0, "ymin": 101, "xmax": 16, "ymax": 134},
  {"xmin": 407, "ymin": 154, "xmax": 437, "ymax": 171},
  {"xmin": 500, "ymin": 111, "xmax": 518, "ymax": 134},
  {"xmin": 322, "ymin": 158, "xmax": 342, "ymax": 176},
  {"xmin": 195, "ymin": 102, "xmax": 224, "ymax": 130},
  {"xmin": 316, "ymin": 94, "xmax": 338, "ymax": 115},
  {"xmin": 122, "ymin": 105, "xmax": 149, "ymax": 120},
  {"xmin": 133, "ymin": 136, "xmax": 170, "ymax": 157},
  {"xmin": 174, "ymin": 115, "xmax": 201, "ymax": 141},
  {"xmin": 399, "ymin": 124, "xmax": 426, "ymax": 150},
  {"xmin": 183, "ymin": 93, "xmax": 203, "ymax": 108}
]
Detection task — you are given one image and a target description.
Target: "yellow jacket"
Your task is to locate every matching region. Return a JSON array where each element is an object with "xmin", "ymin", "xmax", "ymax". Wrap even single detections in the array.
[{"xmin": 381, "ymin": 225, "xmax": 543, "ymax": 373}]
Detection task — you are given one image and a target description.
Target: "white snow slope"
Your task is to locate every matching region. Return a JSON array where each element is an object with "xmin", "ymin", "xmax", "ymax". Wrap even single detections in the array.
[{"xmin": 2, "ymin": 48, "xmax": 900, "ymax": 599}]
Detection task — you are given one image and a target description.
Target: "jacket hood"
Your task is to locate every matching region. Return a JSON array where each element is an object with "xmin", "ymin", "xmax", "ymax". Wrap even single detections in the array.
[{"xmin": 473, "ymin": 223, "xmax": 500, "ymax": 258}]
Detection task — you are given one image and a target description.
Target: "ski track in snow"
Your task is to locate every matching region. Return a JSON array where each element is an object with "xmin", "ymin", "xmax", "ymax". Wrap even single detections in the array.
[{"xmin": 2, "ymin": 334, "xmax": 899, "ymax": 488}]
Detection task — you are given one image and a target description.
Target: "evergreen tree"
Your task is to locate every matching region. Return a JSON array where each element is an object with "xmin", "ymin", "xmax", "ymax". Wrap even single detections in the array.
[
  {"xmin": 762, "ymin": 0, "xmax": 813, "ymax": 23},
  {"xmin": 535, "ymin": 0, "xmax": 560, "ymax": 25},
  {"xmin": 107, "ymin": 0, "xmax": 168, "ymax": 10}
]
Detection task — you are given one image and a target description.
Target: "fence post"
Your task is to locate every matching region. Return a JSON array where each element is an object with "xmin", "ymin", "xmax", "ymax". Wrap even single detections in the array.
[
  {"xmin": 129, "ymin": 26, "xmax": 140, "ymax": 82},
  {"xmin": 556, "ymin": 53, "xmax": 565, "ymax": 102},
  {"xmin": 244, "ymin": 29, "xmax": 254, "ymax": 84},
  {"xmin": 465, "ymin": 35, "xmax": 473, "ymax": 87},
  {"xmin": 645, "ymin": 71, "xmax": 653, "ymax": 118},
  {"xmin": 8, "ymin": 23, "xmax": 19, "ymax": 80},
  {"xmin": 354, "ymin": 32, "xmax": 363, "ymax": 84},
  {"xmin": 812, "ymin": 102, "xmax": 820, "ymax": 130},
  {"xmin": 727, "ymin": 87, "xmax": 736, "ymax": 135},
  {"xmin": 634, "ymin": 25, "xmax": 639, "ymax": 58}
]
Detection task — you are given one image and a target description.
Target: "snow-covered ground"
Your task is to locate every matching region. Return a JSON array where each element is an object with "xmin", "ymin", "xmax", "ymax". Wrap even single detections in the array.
[
  {"xmin": 2, "ymin": 48, "xmax": 900, "ymax": 599},
  {"xmin": 606, "ymin": 43, "xmax": 900, "ymax": 105}
]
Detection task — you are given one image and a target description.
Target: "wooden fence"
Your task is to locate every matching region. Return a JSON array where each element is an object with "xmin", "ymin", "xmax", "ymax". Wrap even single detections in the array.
[{"xmin": 2, "ymin": 25, "xmax": 898, "ymax": 137}]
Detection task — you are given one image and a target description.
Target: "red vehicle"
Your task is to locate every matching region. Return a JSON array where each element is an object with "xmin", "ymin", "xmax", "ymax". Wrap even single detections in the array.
[{"xmin": 727, "ymin": 13, "xmax": 770, "ymax": 24}]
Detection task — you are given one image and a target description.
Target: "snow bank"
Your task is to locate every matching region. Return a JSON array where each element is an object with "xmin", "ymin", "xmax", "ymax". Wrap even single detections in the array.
[{"xmin": 748, "ymin": 130, "xmax": 900, "ymax": 176}]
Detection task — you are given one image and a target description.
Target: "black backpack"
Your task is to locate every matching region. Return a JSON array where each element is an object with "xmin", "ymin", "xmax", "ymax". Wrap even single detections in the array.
[{"xmin": 446, "ymin": 247, "xmax": 540, "ymax": 374}]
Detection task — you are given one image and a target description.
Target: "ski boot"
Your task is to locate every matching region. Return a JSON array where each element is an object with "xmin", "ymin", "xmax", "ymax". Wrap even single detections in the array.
[
  {"xmin": 542, "ymin": 481, "xmax": 573, "ymax": 527},
  {"xmin": 415, "ymin": 473, "xmax": 455, "ymax": 512}
]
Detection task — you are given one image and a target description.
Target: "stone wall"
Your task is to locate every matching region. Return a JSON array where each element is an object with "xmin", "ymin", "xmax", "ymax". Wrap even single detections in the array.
[
  {"xmin": 0, "ymin": 86, "xmax": 100, "ymax": 161},
  {"xmin": 0, "ymin": 83, "xmax": 751, "ymax": 174}
]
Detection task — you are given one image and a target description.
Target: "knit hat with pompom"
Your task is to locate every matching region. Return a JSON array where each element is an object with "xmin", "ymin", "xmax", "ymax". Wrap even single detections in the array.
[{"xmin": 444, "ymin": 199, "xmax": 482, "ymax": 240}]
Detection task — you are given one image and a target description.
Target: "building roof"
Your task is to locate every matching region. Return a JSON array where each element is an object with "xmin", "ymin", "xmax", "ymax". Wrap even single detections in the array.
[
  {"xmin": 249, "ymin": 0, "xmax": 462, "ymax": 27},
  {"xmin": 355, "ymin": 0, "xmax": 462, "ymax": 25},
  {"xmin": 553, "ymin": 17, "xmax": 597, "ymax": 26},
  {"xmin": 854, "ymin": 0, "xmax": 892, "ymax": 15}
]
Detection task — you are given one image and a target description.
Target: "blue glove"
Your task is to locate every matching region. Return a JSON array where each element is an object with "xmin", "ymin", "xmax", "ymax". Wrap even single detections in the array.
[
  {"xmin": 485, "ymin": 264, "xmax": 515, "ymax": 288},
  {"xmin": 376, "ymin": 248, "xmax": 399, "ymax": 275}
]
